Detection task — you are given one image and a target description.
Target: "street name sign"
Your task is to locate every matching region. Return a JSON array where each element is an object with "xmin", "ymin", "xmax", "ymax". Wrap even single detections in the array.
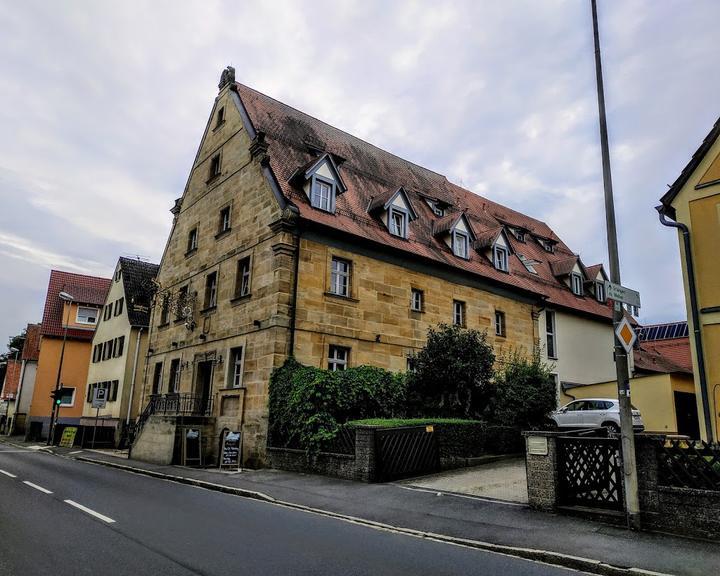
[
  {"xmin": 615, "ymin": 316, "xmax": 637, "ymax": 353},
  {"xmin": 92, "ymin": 387, "xmax": 107, "ymax": 409},
  {"xmin": 605, "ymin": 281, "xmax": 641, "ymax": 309}
]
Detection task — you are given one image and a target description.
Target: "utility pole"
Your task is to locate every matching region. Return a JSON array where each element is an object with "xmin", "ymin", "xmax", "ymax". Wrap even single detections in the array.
[{"xmin": 590, "ymin": 0, "xmax": 640, "ymax": 529}]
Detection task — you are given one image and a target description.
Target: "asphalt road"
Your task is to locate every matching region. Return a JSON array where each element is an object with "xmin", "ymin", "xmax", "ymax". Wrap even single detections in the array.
[{"xmin": 0, "ymin": 444, "xmax": 587, "ymax": 576}]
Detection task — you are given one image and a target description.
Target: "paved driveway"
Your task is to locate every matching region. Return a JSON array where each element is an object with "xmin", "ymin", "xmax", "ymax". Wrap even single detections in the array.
[{"xmin": 401, "ymin": 457, "xmax": 528, "ymax": 503}]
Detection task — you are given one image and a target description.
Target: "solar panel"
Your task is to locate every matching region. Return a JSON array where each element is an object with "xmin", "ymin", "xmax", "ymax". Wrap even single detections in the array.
[{"xmin": 636, "ymin": 322, "xmax": 688, "ymax": 341}]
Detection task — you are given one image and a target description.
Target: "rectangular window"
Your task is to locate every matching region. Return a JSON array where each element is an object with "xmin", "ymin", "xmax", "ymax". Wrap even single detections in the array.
[
  {"xmin": 596, "ymin": 281, "xmax": 606, "ymax": 303},
  {"xmin": 159, "ymin": 293, "xmax": 170, "ymax": 325},
  {"xmin": 229, "ymin": 346, "xmax": 244, "ymax": 388},
  {"xmin": 86, "ymin": 382, "xmax": 96, "ymax": 403},
  {"xmin": 571, "ymin": 273, "xmax": 583, "ymax": 296},
  {"xmin": 92, "ymin": 344, "xmax": 101, "ymax": 363},
  {"xmin": 215, "ymin": 106, "xmax": 225, "ymax": 127},
  {"xmin": 76, "ymin": 306, "xmax": 98, "ymax": 325},
  {"xmin": 114, "ymin": 297, "xmax": 124, "ymax": 316},
  {"xmin": 311, "ymin": 179, "xmax": 333, "ymax": 212},
  {"xmin": 102, "ymin": 341, "xmax": 112, "ymax": 361},
  {"xmin": 330, "ymin": 257, "xmax": 350, "ymax": 297},
  {"xmin": 204, "ymin": 272, "xmax": 218, "ymax": 309},
  {"xmin": 58, "ymin": 387, "xmax": 75, "ymax": 406},
  {"xmin": 209, "ymin": 154, "xmax": 221, "ymax": 180},
  {"xmin": 235, "ymin": 257, "xmax": 251, "ymax": 298},
  {"xmin": 406, "ymin": 356, "xmax": 417, "ymax": 372},
  {"xmin": 494, "ymin": 246, "xmax": 509, "ymax": 272},
  {"xmin": 116, "ymin": 335, "xmax": 125, "ymax": 358},
  {"xmin": 152, "ymin": 362, "xmax": 163, "ymax": 395},
  {"xmin": 176, "ymin": 286, "xmax": 188, "ymax": 320},
  {"xmin": 453, "ymin": 300, "xmax": 465, "ymax": 327},
  {"xmin": 328, "ymin": 345, "xmax": 349, "ymax": 371},
  {"xmin": 546, "ymin": 311, "xmax": 557, "ymax": 359},
  {"xmin": 495, "ymin": 310, "xmax": 506, "ymax": 337},
  {"xmin": 103, "ymin": 304, "xmax": 112, "ymax": 321},
  {"xmin": 109, "ymin": 380, "xmax": 119, "ymax": 402},
  {"xmin": 453, "ymin": 231, "xmax": 468, "ymax": 259},
  {"xmin": 169, "ymin": 359, "xmax": 181, "ymax": 393},
  {"xmin": 410, "ymin": 288, "xmax": 424, "ymax": 312},
  {"xmin": 219, "ymin": 206, "xmax": 231, "ymax": 234},
  {"xmin": 389, "ymin": 208, "xmax": 407, "ymax": 238},
  {"xmin": 187, "ymin": 228, "xmax": 198, "ymax": 253}
]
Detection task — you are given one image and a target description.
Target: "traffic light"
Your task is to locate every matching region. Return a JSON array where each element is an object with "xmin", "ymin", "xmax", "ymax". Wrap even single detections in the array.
[{"xmin": 50, "ymin": 388, "xmax": 64, "ymax": 406}]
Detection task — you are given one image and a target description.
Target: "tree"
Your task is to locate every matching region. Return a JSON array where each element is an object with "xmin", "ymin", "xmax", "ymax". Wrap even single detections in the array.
[
  {"xmin": 490, "ymin": 349, "xmax": 556, "ymax": 430},
  {"xmin": 407, "ymin": 323, "xmax": 495, "ymax": 418},
  {"xmin": 0, "ymin": 328, "xmax": 26, "ymax": 364}
]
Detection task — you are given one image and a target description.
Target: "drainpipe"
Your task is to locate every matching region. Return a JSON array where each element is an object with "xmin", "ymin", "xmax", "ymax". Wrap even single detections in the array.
[
  {"xmin": 656, "ymin": 206, "xmax": 714, "ymax": 442},
  {"xmin": 126, "ymin": 328, "xmax": 144, "ymax": 427}
]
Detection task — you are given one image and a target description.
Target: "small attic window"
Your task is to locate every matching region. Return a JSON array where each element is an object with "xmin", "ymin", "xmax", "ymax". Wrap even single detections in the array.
[
  {"xmin": 514, "ymin": 229, "xmax": 526, "ymax": 243},
  {"xmin": 215, "ymin": 106, "xmax": 225, "ymax": 128},
  {"xmin": 452, "ymin": 230, "xmax": 469, "ymax": 259},
  {"xmin": 596, "ymin": 281, "xmax": 606, "ymax": 303},
  {"xmin": 208, "ymin": 154, "xmax": 221, "ymax": 181},
  {"xmin": 571, "ymin": 273, "xmax": 584, "ymax": 296},
  {"xmin": 311, "ymin": 179, "xmax": 334, "ymax": 212},
  {"xmin": 540, "ymin": 239, "xmax": 555, "ymax": 253},
  {"xmin": 518, "ymin": 254, "xmax": 538, "ymax": 274},
  {"xmin": 389, "ymin": 208, "xmax": 408, "ymax": 238},
  {"xmin": 494, "ymin": 245, "xmax": 509, "ymax": 272}
]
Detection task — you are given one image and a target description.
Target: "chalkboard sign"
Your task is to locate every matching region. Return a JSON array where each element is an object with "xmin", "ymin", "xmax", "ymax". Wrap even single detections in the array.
[
  {"xmin": 220, "ymin": 431, "xmax": 242, "ymax": 470},
  {"xmin": 181, "ymin": 428, "xmax": 202, "ymax": 467}
]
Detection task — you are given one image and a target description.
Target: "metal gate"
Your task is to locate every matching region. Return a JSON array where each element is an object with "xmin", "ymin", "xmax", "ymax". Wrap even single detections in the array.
[
  {"xmin": 375, "ymin": 426, "xmax": 439, "ymax": 482},
  {"xmin": 557, "ymin": 434, "xmax": 624, "ymax": 510}
]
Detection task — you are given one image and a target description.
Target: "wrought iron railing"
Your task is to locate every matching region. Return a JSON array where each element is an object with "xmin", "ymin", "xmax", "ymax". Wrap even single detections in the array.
[
  {"xmin": 658, "ymin": 438, "xmax": 720, "ymax": 491},
  {"xmin": 133, "ymin": 393, "xmax": 214, "ymax": 444}
]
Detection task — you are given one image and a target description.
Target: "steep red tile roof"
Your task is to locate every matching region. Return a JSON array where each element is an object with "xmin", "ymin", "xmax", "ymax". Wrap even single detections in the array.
[
  {"xmin": 637, "ymin": 337, "xmax": 692, "ymax": 374},
  {"xmin": 585, "ymin": 264, "xmax": 604, "ymax": 280},
  {"xmin": 21, "ymin": 323, "xmax": 41, "ymax": 361},
  {"xmin": 40, "ymin": 270, "xmax": 111, "ymax": 341},
  {"xmin": 1, "ymin": 359, "xmax": 21, "ymax": 400},
  {"xmin": 236, "ymin": 83, "xmax": 614, "ymax": 322}
]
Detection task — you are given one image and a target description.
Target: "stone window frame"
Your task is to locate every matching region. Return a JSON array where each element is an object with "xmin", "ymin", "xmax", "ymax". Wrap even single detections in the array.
[
  {"xmin": 328, "ymin": 345, "xmax": 350, "ymax": 372},
  {"xmin": 231, "ymin": 253, "xmax": 253, "ymax": 303},
  {"xmin": 216, "ymin": 203, "xmax": 233, "ymax": 238},
  {"xmin": 186, "ymin": 225, "xmax": 199, "ymax": 256},
  {"xmin": 159, "ymin": 293, "xmax": 171, "ymax": 326},
  {"xmin": 175, "ymin": 285, "xmax": 190, "ymax": 322},
  {"xmin": 168, "ymin": 358, "xmax": 181, "ymax": 394},
  {"xmin": 226, "ymin": 345, "xmax": 245, "ymax": 389},
  {"xmin": 495, "ymin": 310, "xmax": 506, "ymax": 337},
  {"xmin": 453, "ymin": 299, "xmax": 466, "ymax": 327},
  {"xmin": 410, "ymin": 288, "xmax": 424, "ymax": 312},
  {"xmin": 214, "ymin": 105, "xmax": 226, "ymax": 130},
  {"xmin": 151, "ymin": 361, "xmax": 164, "ymax": 395},
  {"xmin": 203, "ymin": 270, "xmax": 219, "ymax": 312},
  {"xmin": 207, "ymin": 151, "xmax": 223, "ymax": 184},
  {"xmin": 328, "ymin": 255, "xmax": 353, "ymax": 299}
]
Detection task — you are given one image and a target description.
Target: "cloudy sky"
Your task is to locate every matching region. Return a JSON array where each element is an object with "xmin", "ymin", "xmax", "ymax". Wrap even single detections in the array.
[{"xmin": 0, "ymin": 0, "xmax": 717, "ymax": 347}]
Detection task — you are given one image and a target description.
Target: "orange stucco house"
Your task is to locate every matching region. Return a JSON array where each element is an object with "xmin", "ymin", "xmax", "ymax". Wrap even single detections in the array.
[{"xmin": 26, "ymin": 270, "xmax": 110, "ymax": 442}]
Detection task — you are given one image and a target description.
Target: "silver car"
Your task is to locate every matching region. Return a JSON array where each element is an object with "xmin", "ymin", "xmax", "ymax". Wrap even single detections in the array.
[{"xmin": 550, "ymin": 398, "xmax": 644, "ymax": 432}]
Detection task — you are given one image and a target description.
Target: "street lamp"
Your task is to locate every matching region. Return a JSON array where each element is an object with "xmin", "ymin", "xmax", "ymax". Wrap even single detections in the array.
[{"xmin": 47, "ymin": 291, "xmax": 74, "ymax": 445}]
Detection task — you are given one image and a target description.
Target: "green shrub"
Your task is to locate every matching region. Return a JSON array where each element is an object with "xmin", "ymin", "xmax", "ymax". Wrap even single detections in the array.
[
  {"xmin": 490, "ymin": 349, "xmax": 556, "ymax": 430},
  {"xmin": 268, "ymin": 358, "xmax": 406, "ymax": 453},
  {"xmin": 407, "ymin": 323, "xmax": 495, "ymax": 418}
]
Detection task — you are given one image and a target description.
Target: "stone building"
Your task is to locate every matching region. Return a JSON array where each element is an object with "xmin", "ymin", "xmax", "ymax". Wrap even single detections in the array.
[{"xmin": 137, "ymin": 67, "xmax": 618, "ymax": 467}]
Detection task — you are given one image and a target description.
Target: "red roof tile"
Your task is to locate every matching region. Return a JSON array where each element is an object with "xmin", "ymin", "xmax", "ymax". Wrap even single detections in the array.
[
  {"xmin": 236, "ymin": 83, "xmax": 615, "ymax": 322},
  {"xmin": 637, "ymin": 337, "xmax": 692, "ymax": 374},
  {"xmin": 21, "ymin": 323, "xmax": 41, "ymax": 361},
  {"xmin": 39, "ymin": 270, "xmax": 111, "ymax": 341},
  {"xmin": 1, "ymin": 359, "xmax": 21, "ymax": 399}
]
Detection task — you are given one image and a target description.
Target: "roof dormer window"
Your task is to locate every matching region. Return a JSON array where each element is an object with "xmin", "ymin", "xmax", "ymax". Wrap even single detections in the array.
[
  {"xmin": 596, "ymin": 281, "xmax": 606, "ymax": 302},
  {"xmin": 453, "ymin": 230, "xmax": 469, "ymax": 259},
  {"xmin": 389, "ymin": 208, "xmax": 407, "ymax": 238},
  {"xmin": 311, "ymin": 178, "xmax": 333, "ymax": 212},
  {"xmin": 494, "ymin": 245, "xmax": 509, "ymax": 272},
  {"xmin": 571, "ymin": 273, "xmax": 584, "ymax": 296}
]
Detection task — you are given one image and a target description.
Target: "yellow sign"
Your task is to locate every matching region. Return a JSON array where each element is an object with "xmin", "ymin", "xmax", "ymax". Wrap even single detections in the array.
[
  {"xmin": 615, "ymin": 317, "xmax": 637, "ymax": 353},
  {"xmin": 59, "ymin": 426, "xmax": 78, "ymax": 448},
  {"xmin": 425, "ymin": 425, "xmax": 434, "ymax": 433}
]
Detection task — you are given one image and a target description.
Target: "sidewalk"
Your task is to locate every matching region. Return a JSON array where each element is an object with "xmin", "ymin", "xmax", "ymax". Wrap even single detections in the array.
[{"xmin": 4, "ymin": 436, "xmax": 719, "ymax": 576}]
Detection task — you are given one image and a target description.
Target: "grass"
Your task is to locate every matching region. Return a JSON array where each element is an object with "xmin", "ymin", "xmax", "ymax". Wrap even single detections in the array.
[{"xmin": 347, "ymin": 418, "xmax": 481, "ymax": 427}]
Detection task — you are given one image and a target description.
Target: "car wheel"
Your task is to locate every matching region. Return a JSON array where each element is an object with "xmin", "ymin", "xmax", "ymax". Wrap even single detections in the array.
[{"xmin": 604, "ymin": 422, "xmax": 620, "ymax": 434}]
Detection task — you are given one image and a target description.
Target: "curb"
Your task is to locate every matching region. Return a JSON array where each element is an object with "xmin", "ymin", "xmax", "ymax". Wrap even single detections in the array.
[{"xmin": 72, "ymin": 455, "xmax": 672, "ymax": 576}]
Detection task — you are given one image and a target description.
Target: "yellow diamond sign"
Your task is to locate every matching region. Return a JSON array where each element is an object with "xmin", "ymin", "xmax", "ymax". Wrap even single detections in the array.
[{"xmin": 615, "ymin": 317, "xmax": 637, "ymax": 352}]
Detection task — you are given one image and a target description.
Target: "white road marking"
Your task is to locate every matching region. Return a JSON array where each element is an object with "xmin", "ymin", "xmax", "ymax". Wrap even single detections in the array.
[
  {"xmin": 64, "ymin": 499, "xmax": 116, "ymax": 524},
  {"xmin": 68, "ymin": 450, "xmax": 83, "ymax": 455},
  {"xmin": 23, "ymin": 480, "xmax": 53, "ymax": 494},
  {"xmin": 0, "ymin": 469, "xmax": 17, "ymax": 478}
]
